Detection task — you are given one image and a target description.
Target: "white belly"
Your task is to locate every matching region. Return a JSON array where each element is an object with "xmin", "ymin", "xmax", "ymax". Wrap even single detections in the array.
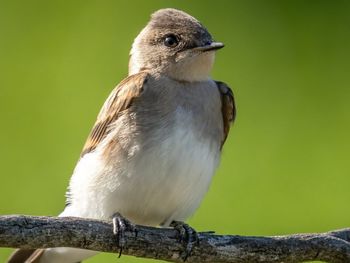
[{"xmin": 65, "ymin": 116, "xmax": 221, "ymax": 226}]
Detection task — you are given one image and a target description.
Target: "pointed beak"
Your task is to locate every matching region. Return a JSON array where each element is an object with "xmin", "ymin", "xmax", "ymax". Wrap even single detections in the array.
[{"xmin": 194, "ymin": 42, "xmax": 225, "ymax": 52}]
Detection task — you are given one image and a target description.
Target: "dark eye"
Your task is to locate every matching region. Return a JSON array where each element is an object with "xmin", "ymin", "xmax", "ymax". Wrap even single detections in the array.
[{"xmin": 164, "ymin": 34, "xmax": 179, "ymax": 47}]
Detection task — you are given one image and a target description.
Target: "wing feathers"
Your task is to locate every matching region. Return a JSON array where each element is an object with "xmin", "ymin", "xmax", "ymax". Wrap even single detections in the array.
[
  {"xmin": 216, "ymin": 81, "xmax": 236, "ymax": 148},
  {"xmin": 81, "ymin": 72, "xmax": 148, "ymax": 157}
]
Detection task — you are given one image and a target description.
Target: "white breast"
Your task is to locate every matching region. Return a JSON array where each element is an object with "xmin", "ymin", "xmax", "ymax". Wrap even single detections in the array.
[{"xmin": 65, "ymin": 107, "xmax": 221, "ymax": 226}]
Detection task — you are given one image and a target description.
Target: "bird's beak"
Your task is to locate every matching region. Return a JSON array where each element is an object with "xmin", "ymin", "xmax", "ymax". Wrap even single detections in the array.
[
  {"xmin": 176, "ymin": 41, "xmax": 224, "ymax": 62},
  {"xmin": 194, "ymin": 42, "xmax": 225, "ymax": 52}
]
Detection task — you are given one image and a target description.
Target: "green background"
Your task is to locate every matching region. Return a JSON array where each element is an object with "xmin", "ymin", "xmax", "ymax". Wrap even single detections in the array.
[{"xmin": 1, "ymin": 0, "xmax": 350, "ymax": 262}]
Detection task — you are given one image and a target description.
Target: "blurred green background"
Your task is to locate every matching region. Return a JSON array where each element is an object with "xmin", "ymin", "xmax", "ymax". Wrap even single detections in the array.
[{"xmin": 1, "ymin": 0, "xmax": 350, "ymax": 262}]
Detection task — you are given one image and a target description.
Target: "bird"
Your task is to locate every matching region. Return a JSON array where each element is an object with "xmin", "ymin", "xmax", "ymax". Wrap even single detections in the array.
[{"xmin": 8, "ymin": 7, "xmax": 235, "ymax": 263}]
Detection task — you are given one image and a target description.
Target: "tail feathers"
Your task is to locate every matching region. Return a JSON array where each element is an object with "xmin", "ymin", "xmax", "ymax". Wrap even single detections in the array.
[{"xmin": 7, "ymin": 249, "xmax": 44, "ymax": 263}]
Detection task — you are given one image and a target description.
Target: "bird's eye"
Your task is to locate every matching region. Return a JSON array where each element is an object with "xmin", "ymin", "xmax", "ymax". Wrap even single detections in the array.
[{"xmin": 164, "ymin": 34, "xmax": 179, "ymax": 47}]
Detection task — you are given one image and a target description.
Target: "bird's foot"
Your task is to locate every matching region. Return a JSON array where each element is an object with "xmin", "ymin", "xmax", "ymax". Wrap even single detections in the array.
[
  {"xmin": 112, "ymin": 212, "xmax": 136, "ymax": 257},
  {"xmin": 170, "ymin": 220, "xmax": 199, "ymax": 261}
]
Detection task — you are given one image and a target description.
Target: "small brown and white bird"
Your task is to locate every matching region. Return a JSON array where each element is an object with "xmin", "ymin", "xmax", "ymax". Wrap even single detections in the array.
[{"xmin": 8, "ymin": 8, "xmax": 235, "ymax": 263}]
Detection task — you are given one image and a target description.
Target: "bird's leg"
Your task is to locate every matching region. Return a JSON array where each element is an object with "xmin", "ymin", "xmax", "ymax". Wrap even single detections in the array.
[
  {"xmin": 170, "ymin": 220, "xmax": 199, "ymax": 261},
  {"xmin": 112, "ymin": 212, "xmax": 136, "ymax": 257}
]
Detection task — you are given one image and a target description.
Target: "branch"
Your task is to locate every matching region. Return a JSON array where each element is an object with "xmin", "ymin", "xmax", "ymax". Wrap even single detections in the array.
[{"xmin": 1, "ymin": 215, "xmax": 350, "ymax": 263}]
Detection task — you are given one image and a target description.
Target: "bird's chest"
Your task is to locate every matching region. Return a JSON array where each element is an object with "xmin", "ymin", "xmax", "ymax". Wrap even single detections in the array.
[
  {"xmin": 129, "ymin": 103, "xmax": 222, "ymax": 182},
  {"xmin": 114, "ymin": 119, "xmax": 218, "ymax": 225},
  {"xmin": 112, "ymin": 103, "xmax": 222, "ymax": 224},
  {"xmin": 137, "ymin": 80, "xmax": 224, "ymax": 147},
  {"xmin": 126, "ymin": 82, "xmax": 224, "ymax": 188},
  {"xmin": 131, "ymin": 89, "xmax": 223, "ymax": 177},
  {"xmin": 97, "ymin": 81, "xmax": 224, "ymax": 224}
]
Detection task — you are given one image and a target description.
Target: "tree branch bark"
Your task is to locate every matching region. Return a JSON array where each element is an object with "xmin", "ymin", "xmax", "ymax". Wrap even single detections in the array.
[{"xmin": 1, "ymin": 215, "xmax": 350, "ymax": 263}]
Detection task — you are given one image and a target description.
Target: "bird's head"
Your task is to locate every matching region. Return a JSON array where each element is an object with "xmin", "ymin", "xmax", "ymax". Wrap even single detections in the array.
[{"xmin": 129, "ymin": 8, "xmax": 224, "ymax": 82}]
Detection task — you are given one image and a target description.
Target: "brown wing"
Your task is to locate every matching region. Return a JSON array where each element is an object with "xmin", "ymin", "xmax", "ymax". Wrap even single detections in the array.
[
  {"xmin": 81, "ymin": 71, "xmax": 149, "ymax": 157},
  {"xmin": 216, "ymin": 81, "xmax": 236, "ymax": 148}
]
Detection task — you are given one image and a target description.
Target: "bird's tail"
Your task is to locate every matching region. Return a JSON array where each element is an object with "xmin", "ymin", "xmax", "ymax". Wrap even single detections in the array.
[
  {"xmin": 7, "ymin": 247, "xmax": 97, "ymax": 263},
  {"xmin": 7, "ymin": 249, "xmax": 44, "ymax": 263}
]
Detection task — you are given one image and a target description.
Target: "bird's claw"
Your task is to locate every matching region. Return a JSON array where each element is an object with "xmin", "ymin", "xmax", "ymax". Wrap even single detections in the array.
[
  {"xmin": 112, "ymin": 212, "xmax": 136, "ymax": 258},
  {"xmin": 170, "ymin": 220, "xmax": 199, "ymax": 261}
]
